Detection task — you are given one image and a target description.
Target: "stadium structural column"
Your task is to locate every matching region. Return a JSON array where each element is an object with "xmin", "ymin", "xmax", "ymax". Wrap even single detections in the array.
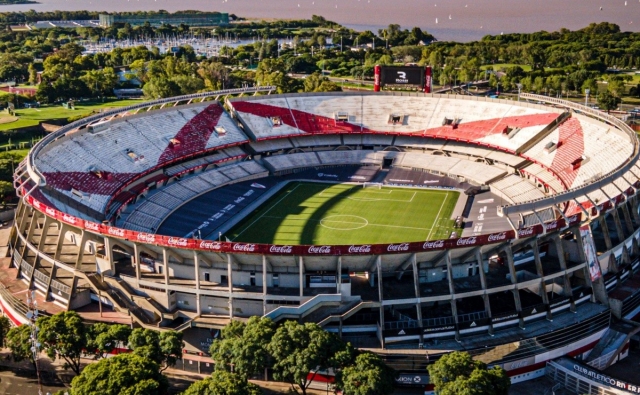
[
  {"xmin": 132, "ymin": 243, "xmax": 141, "ymax": 281},
  {"xmin": 227, "ymin": 254, "xmax": 234, "ymax": 319},
  {"xmin": 16, "ymin": 200, "xmax": 31, "ymax": 236},
  {"xmin": 376, "ymin": 255, "xmax": 385, "ymax": 348},
  {"xmin": 599, "ymin": 216, "xmax": 614, "ymax": 251},
  {"xmin": 552, "ymin": 236, "xmax": 576, "ymax": 313},
  {"xmin": 475, "ymin": 248, "xmax": 494, "ymax": 335},
  {"xmin": 622, "ymin": 244, "xmax": 631, "ymax": 266},
  {"xmin": 21, "ymin": 208, "xmax": 40, "ymax": 260},
  {"xmin": 74, "ymin": 230, "xmax": 89, "ymax": 271},
  {"xmin": 621, "ymin": 203, "xmax": 635, "ymax": 234},
  {"xmin": 102, "ymin": 237, "xmax": 115, "ymax": 276},
  {"xmin": 629, "ymin": 195, "xmax": 640, "ymax": 223},
  {"xmin": 532, "ymin": 239, "xmax": 552, "ymax": 319},
  {"xmin": 299, "ymin": 256, "xmax": 305, "ymax": 298},
  {"xmin": 410, "ymin": 253, "xmax": 424, "ymax": 342},
  {"xmin": 503, "ymin": 245, "xmax": 525, "ymax": 329},
  {"xmin": 262, "ymin": 255, "xmax": 268, "ymax": 315},
  {"xmin": 45, "ymin": 261, "xmax": 57, "ymax": 300},
  {"xmin": 612, "ymin": 209, "xmax": 627, "ymax": 240},
  {"xmin": 33, "ymin": 216, "xmax": 54, "ymax": 282},
  {"xmin": 574, "ymin": 227, "xmax": 609, "ymax": 307},
  {"xmin": 444, "ymin": 251, "xmax": 460, "ymax": 341},
  {"xmin": 337, "ymin": 256, "xmax": 342, "ymax": 295},
  {"xmin": 162, "ymin": 248, "xmax": 171, "ymax": 303},
  {"xmin": 36, "ymin": 215, "xmax": 53, "ymax": 252},
  {"xmin": 53, "ymin": 223, "xmax": 70, "ymax": 262},
  {"xmin": 194, "ymin": 252, "xmax": 202, "ymax": 315}
]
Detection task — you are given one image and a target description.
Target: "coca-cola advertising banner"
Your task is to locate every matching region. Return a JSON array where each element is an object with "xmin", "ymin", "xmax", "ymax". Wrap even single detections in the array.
[{"xmin": 26, "ymin": 196, "xmax": 582, "ymax": 256}]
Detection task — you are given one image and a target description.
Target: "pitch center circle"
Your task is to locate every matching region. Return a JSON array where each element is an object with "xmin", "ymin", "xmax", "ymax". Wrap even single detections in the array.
[{"xmin": 320, "ymin": 215, "xmax": 369, "ymax": 230}]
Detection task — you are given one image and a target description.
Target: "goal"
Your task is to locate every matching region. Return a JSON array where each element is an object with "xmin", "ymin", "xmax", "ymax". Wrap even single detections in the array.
[{"xmin": 362, "ymin": 182, "xmax": 383, "ymax": 189}]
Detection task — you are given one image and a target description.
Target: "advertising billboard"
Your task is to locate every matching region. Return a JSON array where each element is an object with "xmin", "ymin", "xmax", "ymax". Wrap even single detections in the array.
[{"xmin": 580, "ymin": 225, "xmax": 602, "ymax": 282}]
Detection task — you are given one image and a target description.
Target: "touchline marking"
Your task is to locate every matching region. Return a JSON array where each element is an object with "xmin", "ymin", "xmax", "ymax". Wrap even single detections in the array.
[
  {"xmin": 231, "ymin": 184, "xmax": 301, "ymax": 241},
  {"xmin": 426, "ymin": 192, "xmax": 449, "ymax": 241}
]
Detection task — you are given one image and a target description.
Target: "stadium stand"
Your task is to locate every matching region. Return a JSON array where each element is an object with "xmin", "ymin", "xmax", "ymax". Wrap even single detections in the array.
[
  {"xmin": 248, "ymin": 138, "xmax": 294, "ymax": 153},
  {"xmin": 490, "ymin": 174, "xmax": 546, "ymax": 203},
  {"xmin": 35, "ymin": 103, "xmax": 249, "ymax": 217},
  {"xmin": 393, "ymin": 153, "xmax": 506, "ymax": 185},
  {"xmin": 262, "ymin": 152, "xmax": 322, "ymax": 173},
  {"xmin": 121, "ymin": 161, "xmax": 268, "ymax": 232},
  {"xmin": 520, "ymin": 162, "xmax": 565, "ymax": 193}
]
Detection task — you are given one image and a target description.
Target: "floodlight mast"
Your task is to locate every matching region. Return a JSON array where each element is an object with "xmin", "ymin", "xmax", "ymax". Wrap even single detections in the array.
[{"xmin": 27, "ymin": 290, "xmax": 44, "ymax": 395}]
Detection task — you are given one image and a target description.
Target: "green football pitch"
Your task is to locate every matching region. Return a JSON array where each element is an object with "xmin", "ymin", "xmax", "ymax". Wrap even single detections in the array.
[{"xmin": 227, "ymin": 182, "xmax": 460, "ymax": 245}]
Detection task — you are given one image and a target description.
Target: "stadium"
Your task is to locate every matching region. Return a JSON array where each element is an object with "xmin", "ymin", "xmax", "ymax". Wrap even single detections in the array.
[{"xmin": 5, "ymin": 86, "xmax": 640, "ymax": 390}]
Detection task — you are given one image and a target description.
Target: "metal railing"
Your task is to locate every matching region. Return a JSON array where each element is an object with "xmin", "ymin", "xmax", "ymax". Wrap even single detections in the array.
[{"xmin": 264, "ymin": 294, "xmax": 342, "ymax": 321}]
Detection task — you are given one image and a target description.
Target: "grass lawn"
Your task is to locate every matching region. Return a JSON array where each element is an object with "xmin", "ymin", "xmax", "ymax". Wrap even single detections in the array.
[
  {"xmin": 0, "ymin": 98, "xmax": 145, "ymax": 132},
  {"xmin": 227, "ymin": 182, "xmax": 459, "ymax": 245}
]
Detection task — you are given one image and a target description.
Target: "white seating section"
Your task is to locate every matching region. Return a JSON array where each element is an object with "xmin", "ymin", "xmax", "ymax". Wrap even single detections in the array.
[
  {"xmin": 521, "ymin": 163, "xmax": 564, "ymax": 194},
  {"xmin": 248, "ymin": 139, "xmax": 294, "ymax": 152},
  {"xmin": 393, "ymin": 153, "xmax": 506, "ymax": 185},
  {"xmin": 263, "ymin": 152, "xmax": 322, "ymax": 172},
  {"xmin": 315, "ymin": 150, "xmax": 383, "ymax": 166},
  {"xmin": 491, "ymin": 174, "xmax": 546, "ymax": 203},
  {"xmin": 165, "ymin": 147, "xmax": 246, "ymax": 177}
]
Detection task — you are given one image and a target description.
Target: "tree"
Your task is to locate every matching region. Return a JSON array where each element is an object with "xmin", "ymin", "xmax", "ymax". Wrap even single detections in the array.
[
  {"xmin": 338, "ymin": 352, "xmax": 395, "ymax": 395},
  {"xmin": 28, "ymin": 63, "xmax": 38, "ymax": 85},
  {"xmin": 128, "ymin": 328, "xmax": 184, "ymax": 371},
  {"xmin": 6, "ymin": 324, "xmax": 37, "ymax": 370},
  {"xmin": 37, "ymin": 311, "xmax": 87, "ymax": 375},
  {"xmin": 0, "ymin": 316, "xmax": 10, "ymax": 346},
  {"xmin": 268, "ymin": 321, "xmax": 347, "ymax": 395},
  {"xmin": 87, "ymin": 323, "xmax": 132, "ymax": 359},
  {"xmin": 182, "ymin": 371, "xmax": 261, "ymax": 395},
  {"xmin": 209, "ymin": 317, "xmax": 275, "ymax": 378},
  {"xmin": 69, "ymin": 353, "xmax": 169, "ymax": 395},
  {"xmin": 597, "ymin": 90, "xmax": 621, "ymax": 113},
  {"xmin": 428, "ymin": 351, "xmax": 510, "ymax": 395}
]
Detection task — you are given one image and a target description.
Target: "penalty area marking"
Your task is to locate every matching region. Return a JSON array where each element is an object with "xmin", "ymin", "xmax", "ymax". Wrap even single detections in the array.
[{"xmin": 319, "ymin": 186, "xmax": 416, "ymax": 202}]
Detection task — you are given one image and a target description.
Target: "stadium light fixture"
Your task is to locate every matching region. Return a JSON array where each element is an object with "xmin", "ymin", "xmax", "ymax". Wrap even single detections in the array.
[{"xmin": 585, "ymin": 88, "xmax": 590, "ymax": 107}]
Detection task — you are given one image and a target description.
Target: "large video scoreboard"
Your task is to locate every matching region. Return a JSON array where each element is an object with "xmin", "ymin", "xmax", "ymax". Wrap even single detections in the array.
[{"xmin": 374, "ymin": 65, "xmax": 433, "ymax": 93}]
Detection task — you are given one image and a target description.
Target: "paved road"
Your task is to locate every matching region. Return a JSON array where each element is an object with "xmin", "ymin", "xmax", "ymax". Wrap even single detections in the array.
[{"xmin": 0, "ymin": 368, "xmax": 67, "ymax": 395}]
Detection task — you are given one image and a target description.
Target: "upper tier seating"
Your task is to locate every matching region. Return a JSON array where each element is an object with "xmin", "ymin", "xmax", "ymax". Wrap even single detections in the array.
[
  {"xmin": 231, "ymin": 95, "xmax": 561, "ymax": 154},
  {"xmin": 248, "ymin": 138, "xmax": 294, "ymax": 153},
  {"xmin": 35, "ymin": 103, "xmax": 249, "ymax": 217},
  {"xmin": 164, "ymin": 146, "xmax": 246, "ymax": 177},
  {"xmin": 522, "ymin": 115, "xmax": 633, "ymax": 191}
]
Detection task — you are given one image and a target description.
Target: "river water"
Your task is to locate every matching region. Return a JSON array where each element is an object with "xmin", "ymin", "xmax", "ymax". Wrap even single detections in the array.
[{"xmin": 2, "ymin": 0, "xmax": 639, "ymax": 42}]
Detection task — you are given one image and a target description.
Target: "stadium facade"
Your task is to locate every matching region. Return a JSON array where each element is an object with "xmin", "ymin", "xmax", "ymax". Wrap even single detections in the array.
[
  {"xmin": 98, "ymin": 12, "xmax": 229, "ymax": 28},
  {"xmin": 5, "ymin": 88, "xmax": 640, "ymax": 389}
]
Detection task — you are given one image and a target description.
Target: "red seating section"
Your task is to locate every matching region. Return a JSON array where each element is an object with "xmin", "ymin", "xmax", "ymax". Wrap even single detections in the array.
[
  {"xmin": 549, "ymin": 118, "xmax": 584, "ymax": 189},
  {"xmin": 157, "ymin": 104, "xmax": 224, "ymax": 164},
  {"xmin": 42, "ymin": 171, "xmax": 137, "ymax": 196},
  {"xmin": 234, "ymin": 101, "xmax": 560, "ymax": 143}
]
